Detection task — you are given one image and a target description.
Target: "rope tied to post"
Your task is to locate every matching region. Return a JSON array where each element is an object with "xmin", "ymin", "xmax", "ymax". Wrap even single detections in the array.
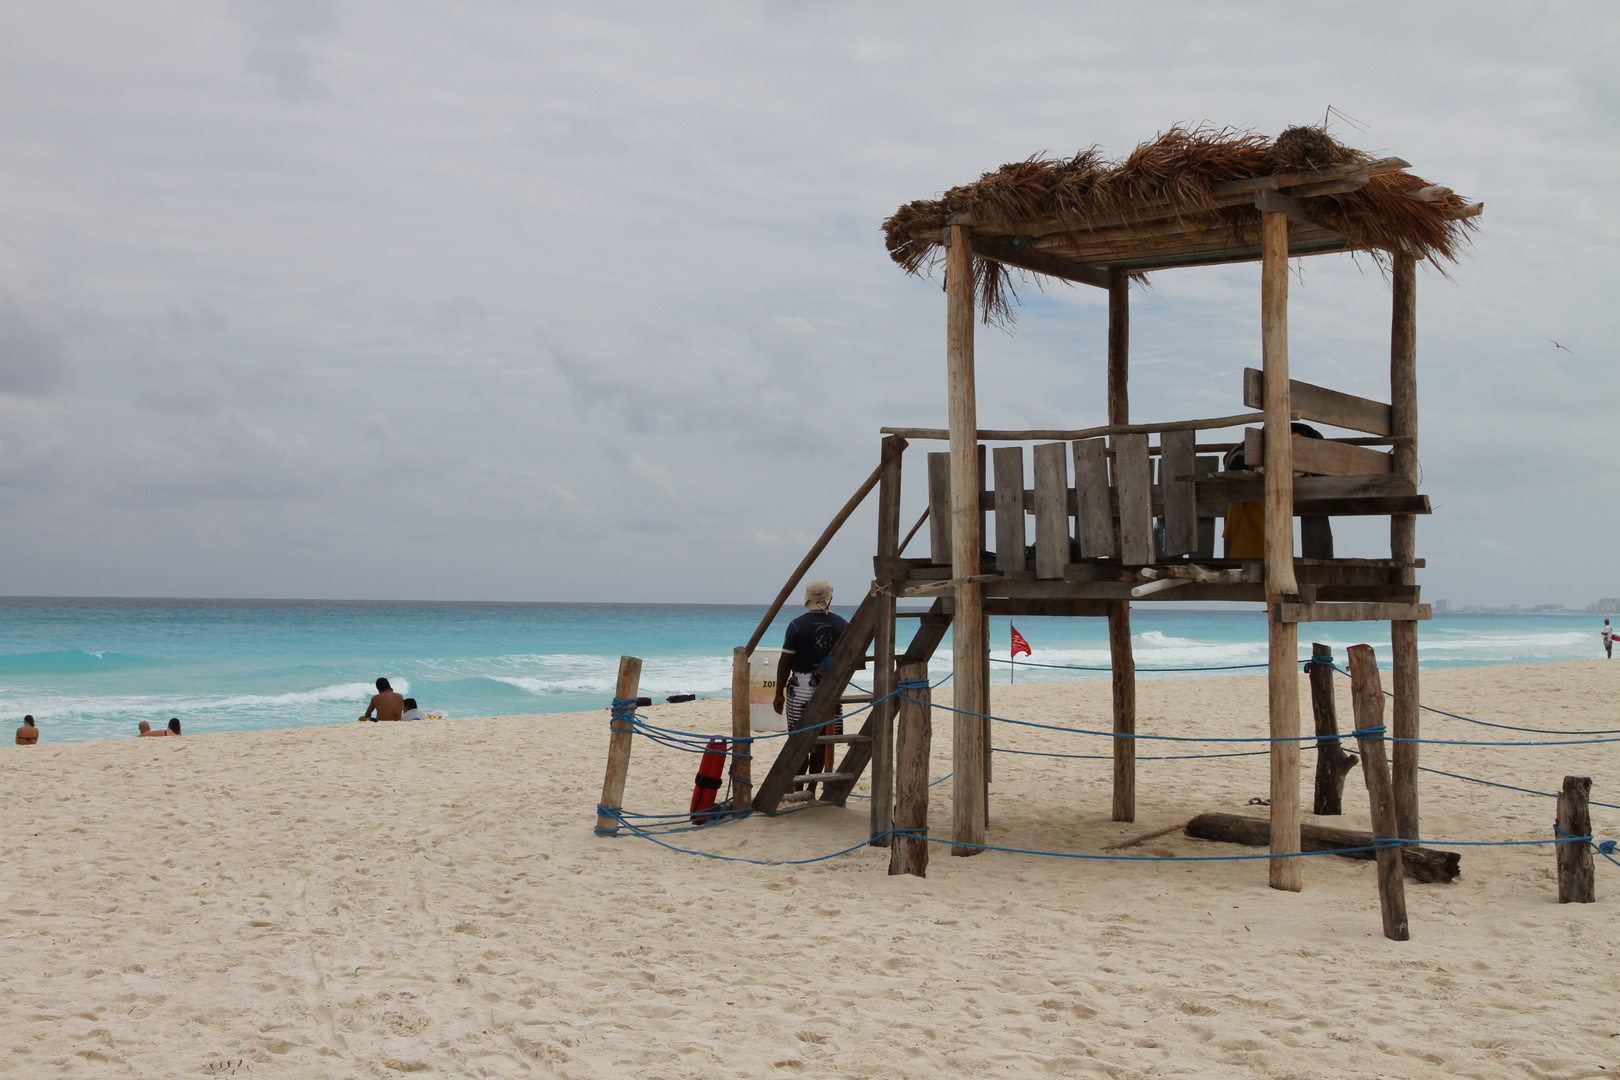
[{"xmin": 1349, "ymin": 725, "xmax": 1387, "ymax": 739}]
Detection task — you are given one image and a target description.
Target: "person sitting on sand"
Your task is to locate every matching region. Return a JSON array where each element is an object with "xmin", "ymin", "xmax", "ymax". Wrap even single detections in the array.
[
  {"xmin": 16, "ymin": 715, "xmax": 39, "ymax": 745},
  {"xmin": 360, "ymin": 678, "xmax": 404, "ymax": 722},
  {"xmin": 167, "ymin": 718, "xmax": 182, "ymax": 736},
  {"xmin": 399, "ymin": 697, "xmax": 426, "ymax": 722},
  {"xmin": 137, "ymin": 720, "xmax": 161, "ymax": 736}
]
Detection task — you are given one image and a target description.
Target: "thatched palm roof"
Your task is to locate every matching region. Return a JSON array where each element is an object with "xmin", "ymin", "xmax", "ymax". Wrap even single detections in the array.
[{"xmin": 883, "ymin": 125, "xmax": 1480, "ymax": 323}]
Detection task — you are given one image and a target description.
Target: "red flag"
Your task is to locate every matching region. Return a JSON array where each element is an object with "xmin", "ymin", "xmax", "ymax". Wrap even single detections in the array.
[{"xmin": 1010, "ymin": 624, "xmax": 1031, "ymax": 659}]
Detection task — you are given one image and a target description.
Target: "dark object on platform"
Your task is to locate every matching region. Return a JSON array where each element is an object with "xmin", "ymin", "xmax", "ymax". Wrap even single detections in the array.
[
  {"xmin": 1184, "ymin": 812, "xmax": 1460, "ymax": 884},
  {"xmin": 635, "ymin": 697, "xmax": 653, "ymax": 708},
  {"xmin": 667, "ymin": 693, "xmax": 697, "ymax": 704}
]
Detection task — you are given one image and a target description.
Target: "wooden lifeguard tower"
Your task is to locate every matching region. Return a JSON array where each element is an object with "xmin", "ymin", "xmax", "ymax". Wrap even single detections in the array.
[{"xmin": 728, "ymin": 125, "xmax": 1480, "ymax": 891}]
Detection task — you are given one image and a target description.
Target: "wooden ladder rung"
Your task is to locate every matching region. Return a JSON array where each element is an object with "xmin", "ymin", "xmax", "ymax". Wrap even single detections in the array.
[
  {"xmin": 816, "ymin": 733, "xmax": 871, "ymax": 745},
  {"xmin": 793, "ymin": 772, "xmax": 854, "ymax": 784},
  {"xmin": 839, "ymin": 693, "xmax": 873, "ymax": 704}
]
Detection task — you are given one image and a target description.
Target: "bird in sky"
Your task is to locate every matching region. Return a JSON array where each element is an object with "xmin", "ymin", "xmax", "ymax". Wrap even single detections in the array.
[{"xmin": 1548, "ymin": 339, "xmax": 1573, "ymax": 353}]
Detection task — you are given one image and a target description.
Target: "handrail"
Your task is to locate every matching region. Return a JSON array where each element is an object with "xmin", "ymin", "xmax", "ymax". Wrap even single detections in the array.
[
  {"xmin": 880, "ymin": 412, "xmax": 1267, "ymax": 442},
  {"xmin": 742, "ymin": 448, "xmax": 898, "ymax": 657}
]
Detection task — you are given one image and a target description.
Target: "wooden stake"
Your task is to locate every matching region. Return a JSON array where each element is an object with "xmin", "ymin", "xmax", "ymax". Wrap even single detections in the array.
[
  {"xmin": 1309, "ymin": 643, "xmax": 1358, "ymax": 815},
  {"xmin": 595, "ymin": 655, "xmax": 644, "ymax": 836},
  {"xmin": 1262, "ymin": 209, "xmax": 1301, "ymax": 892},
  {"xmin": 946, "ymin": 222, "xmax": 986, "ymax": 857},
  {"xmin": 1556, "ymin": 775, "xmax": 1595, "ymax": 903},
  {"xmin": 729, "ymin": 646, "xmax": 751, "ymax": 813},
  {"xmin": 1347, "ymin": 643, "xmax": 1410, "ymax": 941},
  {"xmin": 870, "ymin": 435, "xmax": 905, "ymax": 845},
  {"xmin": 889, "ymin": 661, "xmax": 932, "ymax": 877},
  {"xmin": 1389, "ymin": 253, "xmax": 1421, "ymax": 843},
  {"xmin": 1106, "ymin": 267, "xmax": 1137, "ymax": 825}
]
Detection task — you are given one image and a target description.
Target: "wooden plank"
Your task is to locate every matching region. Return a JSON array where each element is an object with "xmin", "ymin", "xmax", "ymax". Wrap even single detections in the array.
[
  {"xmin": 730, "ymin": 647, "xmax": 751, "ymax": 813},
  {"xmin": 1113, "ymin": 433, "xmax": 1154, "ymax": 564},
  {"xmin": 1244, "ymin": 367, "xmax": 1392, "ymax": 436},
  {"xmin": 1309, "ymin": 642, "xmax": 1358, "ymax": 815},
  {"xmin": 1160, "ymin": 430, "xmax": 1197, "ymax": 557},
  {"xmin": 927, "ymin": 452, "xmax": 951, "ymax": 565},
  {"xmin": 1348, "ymin": 643, "xmax": 1411, "ymax": 941},
  {"xmin": 1556, "ymin": 775, "xmax": 1595, "ymax": 904},
  {"xmin": 889, "ymin": 660, "xmax": 932, "ymax": 877},
  {"xmin": 1292, "ymin": 435, "xmax": 1392, "ymax": 476},
  {"xmin": 1195, "ymin": 455, "xmax": 1218, "ymax": 558},
  {"xmin": 1277, "ymin": 603, "xmax": 1433, "ymax": 623},
  {"xmin": 880, "ymin": 412, "xmax": 1265, "ymax": 442},
  {"xmin": 1390, "ymin": 252, "xmax": 1421, "ymax": 846},
  {"xmin": 983, "ymin": 598, "xmax": 1111, "ymax": 618},
  {"xmin": 1185, "ymin": 813, "xmax": 1458, "ymax": 883},
  {"xmin": 1262, "ymin": 207, "xmax": 1301, "ymax": 894},
  {"xmin": 753, "ymin": 593, "xmax": 880, "ymax": 814},
  {"xmin": 993, "ymin": 445, "xmax": 1026, "ymax": 574},
  {"xmin": 1195, "ymin": 473, "xmax": 1416, "ymax": 503},
  {"xmin": 1032, "ymin": 441, "xmax": 1069, "ymax": 579},
  {"xmin": 946, "ymin": 222, "xmax": 986, "ymax": 858},
  {"xmin": 595, "ymin": 656, "xmax": 644, "ymax": 836},
  {"xmin": 1073, "ymin": 438, "xmax": 1116, "ymax": 559}
]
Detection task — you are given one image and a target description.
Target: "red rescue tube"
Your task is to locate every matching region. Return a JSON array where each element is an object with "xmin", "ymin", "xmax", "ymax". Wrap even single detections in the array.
[{"xmin": 689, "ymin": 738, "xmax": 729, "ymax": 824}]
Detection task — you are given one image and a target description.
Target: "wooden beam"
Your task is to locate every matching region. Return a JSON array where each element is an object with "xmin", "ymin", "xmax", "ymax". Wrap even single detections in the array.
[
  {"xmin": 1276, "ymin": 602, "xmax": 1432, "ymax": 623},
  {"xmin": 1243, "ymin": 367, "xmax": 1393, "ymax": 436},
  {"xmin": 983, "ymin": 597, "xmax": 1111, "ymax": 618},
  {"xmin": 927, "ymin": 452, "xmax": 951, "ymax": 566},
  {"xmin": 1261, "ymin": 207, "xmax": 1302, "ymax": 893},
  {"xmin": 1348, "ymin": 643, "xmax": 1411, "ymax": 941},
  {"xmin": 1292, "ymin": 436, "xmax": 1392, "ymax": 476},
  {"xmin": 1390, "ymin": 252, "xmax": 1421, "ymax": 845},
  {"xmin": 729, "ymin": 647, "xmax": 751, "ymax": 813},
  {"xmin": 1186, "ymin": 813, "xmax": 1458, "ymax": 883},
  {"xmin": 869, "ymin": 435, "xmax": 905, "ymax": 845},
  {"xmin": 1255, "ymin": 187, "xmax": 1335, "ymax": 231},
  {"xmin": 993, "ymin": 446, "xmax": 1027, "ymax": 574},
  {"xmin": 1108, "ymin": 269, "xmax": 1130, "ymax": 426},
  {"xmin": 1211, "ymin": 156, "xmax": 1410, "ymax": 197},
  {"xmin": 743, "ymin": 454, "xmax": 893, "ymax": 656},
  {"xmin": 1106, "ymin": 270, "xmax": 1135, "ymax": 824},
  {"xmin": 1556, "ymin": 775, "xmax": 1595, "ymax": 903},
  {"xmin": 1194, "ymin": 473, "xmax": 1414, "ymax": 502},
  {"xmin": 889, "ymin": 660, "xmax": 932, "ymax": 877},
  {"xmin": 946, "ymin": 222, "xmax": 986, "ymax": 858},
  {"xmin": 881, "ymin": 412, "xmax": 1265, "ymax": 442},
  {"xmin": 595, "ymin": 656, "xmax": 644, "ymax": 836},
  {"xmin": 969, "ymin": 235, "xmax": 1110, "ymax": 288}
]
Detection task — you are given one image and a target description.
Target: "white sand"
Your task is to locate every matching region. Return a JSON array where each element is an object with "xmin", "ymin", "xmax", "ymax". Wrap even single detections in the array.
[{"xmin": 3, "ymin": 660, "xmax": 1617, "ymax": 1078}]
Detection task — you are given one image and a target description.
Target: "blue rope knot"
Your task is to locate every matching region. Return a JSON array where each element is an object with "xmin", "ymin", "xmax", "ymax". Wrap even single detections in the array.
[
  {"xmin": 897, "ymin": 678, "xmax": 931, "ymax": 690},
  {"xmin": 1600, "ymin": 840, "xmax": 1617, "ymax": 856},
  {"xmin": 1349, "ymin": 725, "xmax": 1387, "ymax": 739},
  {"xmin": 610, "ymin": 697, "xmax": 639, "ymax": 722}
]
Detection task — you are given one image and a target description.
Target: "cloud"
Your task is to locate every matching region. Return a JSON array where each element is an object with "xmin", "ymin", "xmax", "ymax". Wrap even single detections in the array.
[
  {"xmin": 240, "ymin": 0, "xmax": 336, "ymax": 102},
  {"xmin": 0, "ymin": 296, "xmax": 72, "ymax": 395}
]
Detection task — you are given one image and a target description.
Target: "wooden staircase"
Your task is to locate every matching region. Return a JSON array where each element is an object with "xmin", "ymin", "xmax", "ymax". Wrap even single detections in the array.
[{"xmin": 753, "ymin": 596, "xmax": 950, "ymax": 814}]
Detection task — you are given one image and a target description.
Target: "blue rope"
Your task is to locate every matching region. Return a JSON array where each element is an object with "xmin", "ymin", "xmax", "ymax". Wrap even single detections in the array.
[
  {"xmin": 908, "ymin": 696, "xmax": 1325, "ymax": 743},
  {"xmin": 993, "ymin": 746, "xmax": 1271, "ymax": 761},
  {"xmin": 1319, "ymin": 661, "xmax": 1620, "ymax": 735},
  {"xmin": 993, "ymin": 657, "xmax": 1270, "ymax": 673}
]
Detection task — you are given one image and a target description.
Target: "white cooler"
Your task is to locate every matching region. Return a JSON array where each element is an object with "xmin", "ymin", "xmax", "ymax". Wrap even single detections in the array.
[{"xmin": 747, "ymin": 648, "xmax": 788, "ymax": 731}]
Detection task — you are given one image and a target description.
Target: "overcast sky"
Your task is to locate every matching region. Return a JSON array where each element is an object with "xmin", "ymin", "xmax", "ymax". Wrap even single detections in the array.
[{"xmin": 1, "ymin": 2, "xmax": 1615, "ymax": 607}]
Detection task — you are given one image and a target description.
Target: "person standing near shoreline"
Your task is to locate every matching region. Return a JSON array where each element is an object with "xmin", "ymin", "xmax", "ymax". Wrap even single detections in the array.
[
  {"xmin": 1604, "ymin": 619, "xmax": 1614, "ymax": 659},
  {"xmin": 772, "ymin": 581, "xmax": 848, "ymax": 795},
  {"xmin": 16, "ymin": 715, "xmax": 39, "ymax": 745}
]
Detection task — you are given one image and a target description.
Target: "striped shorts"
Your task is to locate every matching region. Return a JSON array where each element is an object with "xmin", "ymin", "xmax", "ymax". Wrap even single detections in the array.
[{"xmin": 785, "ymin": 672, "xmax": 843, "ymax": 736}]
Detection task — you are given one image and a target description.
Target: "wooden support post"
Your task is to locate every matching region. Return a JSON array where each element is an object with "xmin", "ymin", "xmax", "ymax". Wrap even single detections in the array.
[
  {"xmin": 1106, "ymin": 266, "xmax": 1136, "ymax": 825},
  {"xmin": 890, "ymin": 661, "xmax": 932, "ymax": 877},
  {"xmin": 1262, "ymin": 208, "xmax": 1302, "ymax": 892},
  {"xmin": 595, "ymin": 655, "xmax": 644, "ymax": 836},
  {"xmin": 870, "ymin": 435, "xmax": 905, "ymax": 845},
  {"xmin": 730, "ymin": 646, "xmax": 751, "ymax": 813},
  {"xmin": 1109, "ymin": 601, "xmax": 1135, "ymax": 822},
  {"xmin": 1389, "ymin": 252, "xmax": 1421, "ymax": 844},
  {"xmin": 1556, "ymin": 775, "xmax": 1595, "ymax": 903},
  {"xmin": 1309, "ymin": 643, "xmax": 1358, "ymax": 815},
  {"xmin": 1347, "ymin": 643, "xmax": 1409, "ymax": 940},
  {"xmin": 982, "ymin": 608, "xmax": 992, "ymax": 818},
  {"xmin": 946, "ymin": 222, "xmax": 986, "ymax": 857}
]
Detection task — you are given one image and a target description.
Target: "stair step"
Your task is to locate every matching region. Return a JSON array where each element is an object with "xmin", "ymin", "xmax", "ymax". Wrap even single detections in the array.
[
  {"xmin": 839, "ymin": 693, "xmax": 873, "ymax": 704},
  {"xmin": 793, "ymin": 772, "xmax": 854, "ymax": 784},
  {"xmin": 816, "ymin": 733, "xmax": 872, "ymax": 744}
]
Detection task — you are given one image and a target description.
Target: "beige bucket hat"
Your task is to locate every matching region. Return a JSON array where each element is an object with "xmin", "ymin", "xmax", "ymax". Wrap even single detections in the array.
[{"xmin": 804, "ymin": 580, "xmax": 833, "ymax": 612}]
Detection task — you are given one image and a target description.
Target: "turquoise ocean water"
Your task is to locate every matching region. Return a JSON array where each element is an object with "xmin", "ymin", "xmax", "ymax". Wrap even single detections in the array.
[{"xmin": 0, "ymin": 597, "xmax": 1606, "ymax": 744}]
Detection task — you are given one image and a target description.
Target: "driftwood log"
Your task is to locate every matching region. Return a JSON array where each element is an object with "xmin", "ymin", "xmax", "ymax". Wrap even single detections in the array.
[{"xmin": 1185, "ymin": 812, "xmax": 1460, "ymax": 884}]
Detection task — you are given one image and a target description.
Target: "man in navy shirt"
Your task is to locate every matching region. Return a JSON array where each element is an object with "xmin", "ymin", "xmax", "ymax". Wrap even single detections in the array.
[{"xmin": 772, "ymin": 580, "xmax": 848, "ymax": 793}]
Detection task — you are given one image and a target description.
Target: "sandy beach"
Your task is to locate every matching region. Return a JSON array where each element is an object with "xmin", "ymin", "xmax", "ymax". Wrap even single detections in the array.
[{"xmin": 3, "ymin": 659, "xmax": 1616, "ymax": 1078}]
